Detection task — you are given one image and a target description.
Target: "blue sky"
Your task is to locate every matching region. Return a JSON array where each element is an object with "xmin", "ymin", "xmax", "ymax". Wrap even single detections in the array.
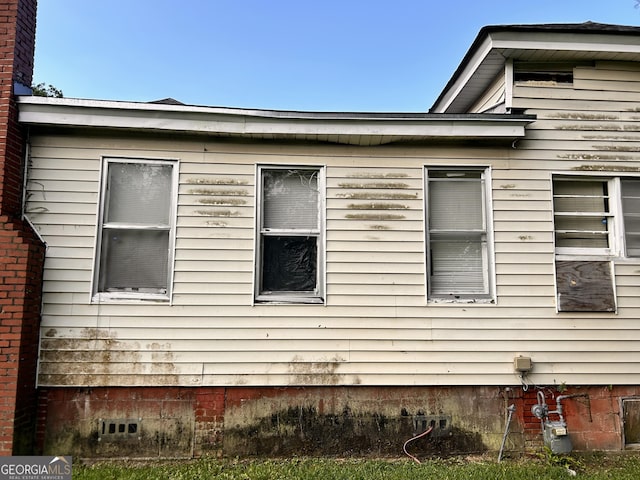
[{"xmin": 34, "ymin": 0, "xmax": 640, "ymax": 112}]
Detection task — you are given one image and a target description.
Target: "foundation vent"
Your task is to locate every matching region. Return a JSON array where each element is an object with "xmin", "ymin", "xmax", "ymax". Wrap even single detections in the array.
[{"xmin": 98, "ymin": 418, "xmax": 142, "ymax": 441}]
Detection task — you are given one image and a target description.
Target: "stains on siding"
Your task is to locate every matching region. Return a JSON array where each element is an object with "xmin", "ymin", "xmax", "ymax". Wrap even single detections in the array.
[
  {"xmin": 39, "ymin": 330, "xmax": 180, "ymax": 386},
  {"xmin": 186, "ymin": 178, "xmax": 248, "ymax": 186},
  {"xmin": 344, "ymin": 213, "xmax": 406, "ymax": 221},
  {"xmin": 339, "ymin": 182, "xmax": 410, "ymax": 189},
  {"xmin": 338, "ymin": 171, "xmax": 419, "ymax": 230},
  {"xmin": 288, "ymin": 355, "xmax": 346, "ymax": 385},
  {"xmin": 550, "ymin": 113, "xmax": 619, "ymax": 120},
  {"xmin": 347, "ymin": 203, "xmax": 409, "ymax": 210},
  {"xmin": 193, "ymin": 209, "xmax": 239, "ymax": 217},
  {"xmin": 570, "ymin": 165, "xmax": 640, "ymax": 172},
  {"xmin": 557, "ymin": 154, "xmax": 633, "ymax": 161},
  {"xmin": 556, "ymin": 124, "xmax": 640, "ymax": 131},
  {"xmin": 183, "ymin": 177, "xmax": 251, "ymax": 222}
]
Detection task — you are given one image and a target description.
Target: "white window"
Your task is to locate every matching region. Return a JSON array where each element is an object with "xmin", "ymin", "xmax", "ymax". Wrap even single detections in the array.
[
  {"xmin": 552, "ymin": 175, "xmax": 640, "ymax": 258},
  {"xmin": 255, "ymin": 166, "xmax": 324, "ymax": 304},
  {"xmin": 93, "ymin": 158, "xmax": 177, "ymax": 301},
  {"xmin": 426, "ymin": 168, "xmax": 492, "ymax": 301},
  {"xmin": 553, "ymin": 177, "xmax": 614, "ymax": 256}
]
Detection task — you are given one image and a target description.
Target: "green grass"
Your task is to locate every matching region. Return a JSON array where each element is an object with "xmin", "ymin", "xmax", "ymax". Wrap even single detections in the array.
[{"xmin": 73, "ymin": 453, "xmax": 640, "ymax": 480}]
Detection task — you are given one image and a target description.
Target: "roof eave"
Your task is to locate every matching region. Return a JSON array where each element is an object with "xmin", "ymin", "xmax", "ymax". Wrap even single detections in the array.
[
  {"xmin": 431, "ymin": 22, "xmax": 640, "ymax": 114},
  {"xmin": 17, "ymin": 96, "xmax": 534, "ymax": 146}
]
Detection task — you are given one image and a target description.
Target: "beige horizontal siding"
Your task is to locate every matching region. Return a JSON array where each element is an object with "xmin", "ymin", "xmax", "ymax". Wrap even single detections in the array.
[{"xmin": 28, "ymin": 60, "xmax": 640, "ymax": 388}]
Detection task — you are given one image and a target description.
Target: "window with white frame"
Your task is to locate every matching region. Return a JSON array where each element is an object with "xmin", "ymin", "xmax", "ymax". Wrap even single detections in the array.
[
  {"xmin": 93, "ymin": 158, "xmax": 177, "ymax": 301},
  {"xmin": 553, "ymin": 175, "xmax": 640, "ymax": 258},
  {"xmin": 255, "ymin": 166, "xmax": 324, "ymax": 303},
  {"xmin": 553, "ymin": 177, "xmax": 613, "ymax": 255},
  {"xmin": 426, "ymin": 168, "xmax": 492, "ymax": 301}
]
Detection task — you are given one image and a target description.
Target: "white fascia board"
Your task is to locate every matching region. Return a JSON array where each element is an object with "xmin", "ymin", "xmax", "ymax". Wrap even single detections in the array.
[
  {"xmin": 431, "ymin": 36, "xmax": 494, "ymax": 114},
  {"xmin": 17, "ymin": 96, "xmax": 530, "ymax": 140},
  {"xmin": 491, "ymin": 30, "xmax": 640, "ymax": 53}
]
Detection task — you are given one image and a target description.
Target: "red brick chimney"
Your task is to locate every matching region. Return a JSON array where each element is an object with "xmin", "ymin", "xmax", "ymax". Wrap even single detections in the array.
[{"xmin": 0, "ymin": 0, "xmax": 45, "ymax": 455}]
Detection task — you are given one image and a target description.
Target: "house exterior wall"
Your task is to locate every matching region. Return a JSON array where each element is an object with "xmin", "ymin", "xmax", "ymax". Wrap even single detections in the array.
[
  {"xmin": 25, "ymin": 52, "xmax": 640, "ymax": 456},
  {"xmin": 29, "ymin": 137, "xmax": 563, "ymax": 389}
]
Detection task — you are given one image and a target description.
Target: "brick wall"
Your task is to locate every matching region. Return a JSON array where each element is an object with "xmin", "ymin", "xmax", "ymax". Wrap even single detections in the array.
[
  {"xmin": 0, "ymin": 0, "xmax": 44, "ymax": 456},
  {"xmin": 35, "ymin": 385, "xmax": 639, "ymax": 459}
]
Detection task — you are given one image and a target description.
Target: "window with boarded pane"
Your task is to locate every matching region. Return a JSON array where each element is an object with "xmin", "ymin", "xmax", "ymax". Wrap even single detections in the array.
[
  {"xmin": 426, "ymin": 169, "xmax": 491, "ymax": 300},
  {"xmin": 553, "ymin": 178, "xmax": 613, "ymax": 255},
  {"xmin": 94, "ymin": 158, "xmax": 176, "ymax": 301},
  {"xmin": 256, "ymin": 167, "xmax": 324, "ymax": 303}
]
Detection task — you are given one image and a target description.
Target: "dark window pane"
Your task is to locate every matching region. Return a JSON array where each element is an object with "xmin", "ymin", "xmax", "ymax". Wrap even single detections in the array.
[
  {"xmin": 262, "ymin": 236, "xmax": 317, "ymax": 292},
  {"xmin": 100, "ymin": 229, "xmax": 169, "ymax": 292}
]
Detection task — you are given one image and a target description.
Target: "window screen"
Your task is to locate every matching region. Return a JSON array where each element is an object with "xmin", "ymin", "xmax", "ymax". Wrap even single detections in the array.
[
  {"xmin": 96, "ymin": 160, "xmax": 175, "ymax": 297},
  {"xmin": 427, "ymin": 170, "xmax": 490, "ymax": 299}
]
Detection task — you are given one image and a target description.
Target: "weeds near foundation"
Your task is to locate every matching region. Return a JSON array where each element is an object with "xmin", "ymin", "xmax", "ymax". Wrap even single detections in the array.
[
  {"xmin": 537, "ymin": 446, "xmax": 585, "ymax": 473},
  {"xmin": 74, "ymin": 453, "xmax": 640, "ymax": 480}
]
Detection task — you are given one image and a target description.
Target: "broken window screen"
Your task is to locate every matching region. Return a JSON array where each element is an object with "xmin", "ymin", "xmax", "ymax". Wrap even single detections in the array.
[
  {"xmin": 427, "ymin": 170, "xmax": 489, "ymax": 298},
  {"xmin": 258, "ymin": 168, "xmax": 322, "ymax": 301},
  {"xmin": 97, "ymin": 160, "xmax": 174, "ymax": 295},
  {"xmin": 621, "ymin": 178, "xmax": 640, "ymax": 257},
  {"xmin": 553, "ymin": 178, "xmax": 611, "ymax": 251}
]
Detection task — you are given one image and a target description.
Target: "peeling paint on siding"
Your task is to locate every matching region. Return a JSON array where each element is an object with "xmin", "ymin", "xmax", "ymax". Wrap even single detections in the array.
[
  {"xmin": 345, "ymin": 213, "xmax": 406, "ymax": 220},
  {"xmin": 345, "ymin": 173, "xmax": 409, "ymax": 179},
  {"xmin": 187, "ymin": 188, "xmax": 249, "ymax": 196},
  {"xmin": 571, "ymin": 165, "xmax": 640, "ymax": 172},
  {"xmin": 347, "ymin": 203, "xmax": 409, "ymax": 210},
  {"xmin": 337, "ymin": 192, "xmax": 418, "ymax": 200},
  {"xmin": 557, "ymin": 124, "xmax": 640, "ymax": 131},
  {"xmin": 186, "ymin": 178, "xmax": 249, "ymax": 185},
  {"xmin": 193, "ymin": 209, "xmax": 240, "ymax": 217},
  {"xmin": 550, "ymin": 113, "xmax": 619, "ymax": 120},
  {"xmin": 197, "ymin": 198, "xmax": 246, "ymax": 206},
  {"xmin": 597, "ymin": 145, "xmax": 640, "ymax": 152},
  {"xmin": 339, "ymin": 182, "xmax": 410, "ymax": 189},
  {"xmin": 557, "ymin": 154, "xmax": 633, "ymax": 161}
]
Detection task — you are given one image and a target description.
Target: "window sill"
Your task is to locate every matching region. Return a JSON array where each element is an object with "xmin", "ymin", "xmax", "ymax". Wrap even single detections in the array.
[
  {"xmin": 427, "ymin": 297, "xmax": 495, "ymax": 305},
  {"xmin": 92, "ymin": 292, "xmax": 170, "ymax": 304},
  {"xmin": 255, "ymin": 294, "xmax": 324, "ymax": 305}
]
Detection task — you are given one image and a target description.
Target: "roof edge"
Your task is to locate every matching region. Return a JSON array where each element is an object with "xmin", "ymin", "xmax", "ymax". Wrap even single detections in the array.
[{"xmin": 430, "ymin": 21, "xmax": 640, "ymax": 113}]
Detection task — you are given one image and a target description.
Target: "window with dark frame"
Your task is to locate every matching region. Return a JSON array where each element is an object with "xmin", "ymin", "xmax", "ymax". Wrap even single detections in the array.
[
  {"xmin": 426, "ymin": 168, "xmax": 491, "ymax": 301},
  {"xmin": 256, "ymin": 167, "xmax": 324, "ymax": 303},
  {"xmin": 94, "ymin": 158, "xmax": 176, "ymax": 300}
]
